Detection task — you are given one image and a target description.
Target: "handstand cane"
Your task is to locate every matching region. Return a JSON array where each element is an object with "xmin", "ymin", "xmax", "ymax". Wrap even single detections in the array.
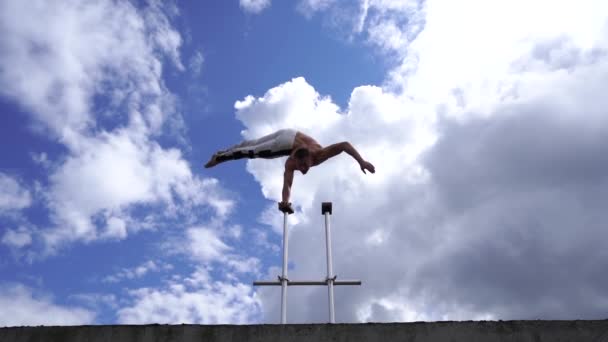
[
  {"xmin": 253, "ymin": 202, "xmax": 360, "ymax": 324},
  {"xmin": 278, "ymin": 202, "xmax": 294, "ymax": 324}
]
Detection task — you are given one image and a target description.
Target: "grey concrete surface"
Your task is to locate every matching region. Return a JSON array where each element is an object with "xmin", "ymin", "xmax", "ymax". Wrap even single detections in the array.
[{"xmin": 1, "ymin": 320, "xmax": 608, "ymax": 342}]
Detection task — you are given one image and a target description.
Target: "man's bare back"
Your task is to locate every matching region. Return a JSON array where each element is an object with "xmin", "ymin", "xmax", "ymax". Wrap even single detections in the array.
[
  {"xmin": 291, "ymin": 131, "xmax": 322, "ymax": 152},
  {"xmin": 204, "ymin": 129, "xmax": 375, "ymax": 212}
]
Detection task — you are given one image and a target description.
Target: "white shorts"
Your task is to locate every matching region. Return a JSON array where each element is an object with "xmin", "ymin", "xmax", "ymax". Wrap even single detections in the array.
[{"xmin": 217, "ymin": 129, "xmax": 297, "ymax": 160}]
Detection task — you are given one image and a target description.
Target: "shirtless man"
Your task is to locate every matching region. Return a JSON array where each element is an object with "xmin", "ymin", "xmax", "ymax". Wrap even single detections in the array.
[{"xmin": 204, "ymin": 129, "xmax": 375, "ymax": 213}]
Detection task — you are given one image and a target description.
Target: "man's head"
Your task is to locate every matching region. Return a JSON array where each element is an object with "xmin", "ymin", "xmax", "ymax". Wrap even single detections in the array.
[{"xmin": 293, "ymin": 147, "xmax": 312, "ymax": 174}]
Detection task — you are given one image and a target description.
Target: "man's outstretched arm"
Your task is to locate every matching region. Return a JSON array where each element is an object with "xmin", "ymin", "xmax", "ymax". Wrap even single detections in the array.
[{"xmin": 315, "ymin": 142, "xmax": 376, "ymax": 174}]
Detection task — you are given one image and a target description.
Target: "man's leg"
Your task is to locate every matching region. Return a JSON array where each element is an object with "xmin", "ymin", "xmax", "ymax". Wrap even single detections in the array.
[
  {"xmin": 205, "ymin": 130, "xmax": 287, "ymax": 168},
  {"xmin": 225, "ymin": 130, "xmax": 284, "ymax": 152}
]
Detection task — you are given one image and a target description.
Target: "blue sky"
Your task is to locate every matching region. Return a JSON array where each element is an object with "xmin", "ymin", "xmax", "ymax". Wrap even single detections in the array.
[
  {"xmin": 2, "ymin": 0, "xmax": 608, "ymax": 325},
  {"xmin": 0, "ymin": 0, "xmax": 387, "ymax": 325}
]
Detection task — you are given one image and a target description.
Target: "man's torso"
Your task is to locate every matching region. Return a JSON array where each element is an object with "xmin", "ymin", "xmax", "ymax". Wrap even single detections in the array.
[
  {"xmin": 287, "ymin": 131, "xmax": 324, "ymax": 166},
  {"xmin": 292, "ymin": 131, "xmax": 322, "ymax": 152}
]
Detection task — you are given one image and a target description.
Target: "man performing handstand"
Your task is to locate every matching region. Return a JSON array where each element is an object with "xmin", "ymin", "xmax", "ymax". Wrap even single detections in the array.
[{"xmin": 205, "ymin": 129, "xmax": 375, "ymax": 213}]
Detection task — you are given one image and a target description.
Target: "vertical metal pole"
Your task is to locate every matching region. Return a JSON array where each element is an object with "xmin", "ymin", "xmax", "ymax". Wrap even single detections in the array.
[
  {"xmin": 280, "ymin": 211, "xmax": 289, "ymax": 324},
  {"xmin": 322, "ymin": 203, "xmax": 335, "ymax": 323}
]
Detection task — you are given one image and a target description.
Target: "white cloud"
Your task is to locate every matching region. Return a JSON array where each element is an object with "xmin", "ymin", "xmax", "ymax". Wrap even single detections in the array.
[
  {"xmin": 189, "ymin": 51, "xmax": 204, "ymax": 76},
  {"xmin": 108, "ymin": 220, "xmax": 261, "ymax": 324},
  {"xmin": 236, "ymin": 2, "xmax": 608, "ymax": 320},
  {"xmin": 297, "ymin": 0, "xmax": 419, "ymax": 40},
  {"xmin": 30, "ymin": 152, "xmax": 51, "ymax": 168},
  {"xmin": 0, "ymin": 0, "xmax": 183, "ymax": 143},
  {"xmin": 103, "ymin": 216, "xmax": 128, "ymax": 240},
  {"xmin": 117, "ymin": 274, "xmax": 261, "ymax": 324},
  {"xmin": 297, "ymin": 0, "xmax": 336, "ymax": 17},
  {"xmin": 0, "ymin": 173, "xmax": 32, "ymax": 212},
  {"xmin": 103, "ymin": 260, "xmax": 172, "ymax": 283},
  {"xmin": 363, "ymin": 0, "xmax": 608, "ymax": 117},
  {"xmin": 0, "ymin": 0, "xmax": 264, "ymax": 327},
  {"xmin": 2, "ymin": 227, "xmax": 32, "ymax": 248},
  {"xmin": 235, "ymin": 77, "xmax": 437, "ymax": 323},
  {"xmin": 70, "ymin": 293, "xmax": 118, "ymax": 310},
  {"xmin": 0, "ymin": 0, "xmax": 236, "ymax": 255},
  {"xmin": 41, "ymin": 129, "xmax": 232, "ymax": 251},
  {"xmin": 247, "ymin": 1, "xmax": 608, "ymax": 322},
  {"xmin": 251, "ymin": 228, "xmax": 280, "ymax": 253},
  {"xmin": 182, "ymin": 226, "xmax": 261, "ymax": 276},
  {"xmin": 235, "ymin": 77, "xmax": 433, "ymax": 210},
  {"xmin": 143, "ymin": 0, "xmax": 184, "ymax": 71},
  {"xmin": 0, "ymin": 284, "xmax": 95, "ymax": 326},
  {"xmin": 186, "ymin": 227, "xmax": 230, "ymax": 262},
  {"xmin": 240, "ymin": 0, "xmax": 271, "ymax": 14}
]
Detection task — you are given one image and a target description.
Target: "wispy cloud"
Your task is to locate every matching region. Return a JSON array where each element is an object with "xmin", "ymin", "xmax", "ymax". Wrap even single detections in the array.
[
  {"xmin": 297, "ymin": 0, "xmax": 336, "ymax": 18},
  {"xmin": 1, "ymin": 226, "xmax": 33, "ymax": 248},
  {"xmin": 0, "ymin": 283, "xmax": 95, "ymax": 327},
  {"xmin": 240, "ymin": 0, "xmax": 271, "ymax": 14},
  {"xmin": 69, "ymin": 293, "xmax": 118, "ymax": 311},
  {"xmin": 112, "ymin": 220, "xmax": 263, "ymax": 324},
  {"xmin": 189, "ymin": 51, "xmax": 205, "ymax": 77},
  {"xmin": 103, "ymin": 260, "xmax": 173, "ymax": 284},
  {"xmin": 0, "ymin": 173, "xmax": 31, "ymax": 213},
  {"xmin": 163, "ymin": 225, "xmax": 262, "ymax": 277},
  {"xmin": 117, "ymin": 268, "xmax": 261, "ymax": 324}
]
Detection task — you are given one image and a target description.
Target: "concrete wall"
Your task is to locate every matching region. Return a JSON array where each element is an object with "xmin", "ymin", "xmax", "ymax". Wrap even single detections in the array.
[{"xmin": 1, "ymin": 320, "xmax": 607, "ymax": 342}]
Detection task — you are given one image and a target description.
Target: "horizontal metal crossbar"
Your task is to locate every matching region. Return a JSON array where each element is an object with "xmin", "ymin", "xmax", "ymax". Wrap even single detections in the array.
[{"xmin": 253, "ymin": 280, "xmax": 362, "ymax": 286}]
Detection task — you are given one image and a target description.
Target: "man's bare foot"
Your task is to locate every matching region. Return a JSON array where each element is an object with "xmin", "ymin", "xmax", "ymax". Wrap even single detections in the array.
[{"xmin": 204, "ymin": 154, "xmax": 221, "ymax": 168}]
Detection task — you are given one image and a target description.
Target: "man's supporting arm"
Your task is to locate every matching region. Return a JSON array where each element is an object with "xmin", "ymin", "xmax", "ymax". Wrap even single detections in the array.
[{"xmin": 281, "ymin": 165, "xmax": 294, "ymax": 204}]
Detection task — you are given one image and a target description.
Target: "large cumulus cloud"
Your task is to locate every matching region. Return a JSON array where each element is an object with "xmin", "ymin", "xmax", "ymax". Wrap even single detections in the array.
[{"xmin": 237, "ymin": 0, "xmax": 608, "ymax": 322}]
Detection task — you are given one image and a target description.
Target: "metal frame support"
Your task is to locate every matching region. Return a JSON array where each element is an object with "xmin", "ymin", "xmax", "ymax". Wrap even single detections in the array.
[{"xmin": 254, "ymin": 201, "xmax": 361, "ymax": 324}]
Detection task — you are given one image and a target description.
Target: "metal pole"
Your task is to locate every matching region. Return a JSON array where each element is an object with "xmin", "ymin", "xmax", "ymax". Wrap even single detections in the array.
[
  {"xmin": 280, "ymin": 211, "xmax": 289, "ymax": 324},
  {"xmin": 322, "ymin": 202, "xmax": 335, "ymax": 323}
]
